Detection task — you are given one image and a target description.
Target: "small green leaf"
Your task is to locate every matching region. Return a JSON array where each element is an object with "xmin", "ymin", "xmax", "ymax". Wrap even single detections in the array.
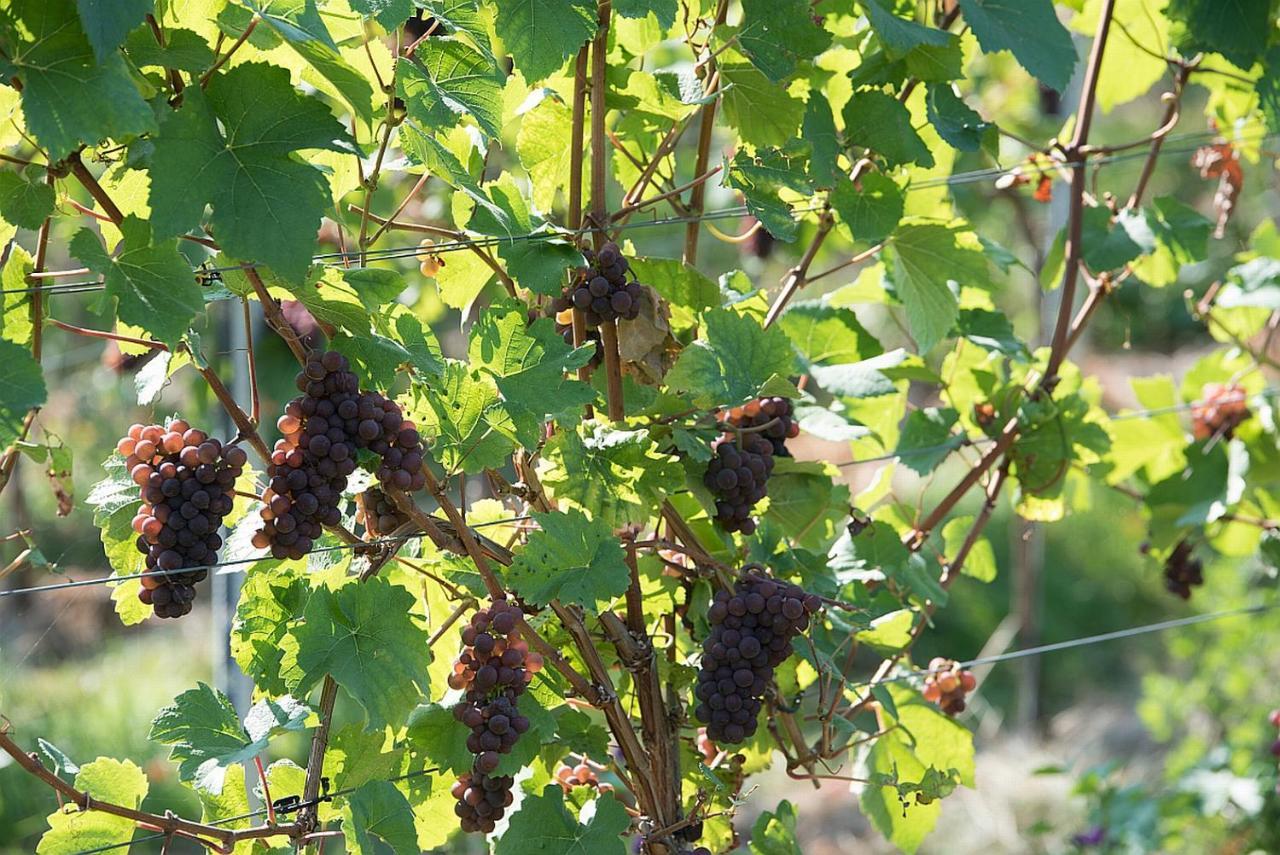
[
  {"xmin": 925, "ymin": 85, "xmax": 996, "ymax": 154},
  {"xmin": 0, "ymin": 338, "xmax": 44, "ymax": 450},
  {"xmin": 802, "ymin": 94, "xmax": 840, "ymax": 188},
  {"xmin": 748, "ymin": 799, "xmax": 802, "ymax": 855},
  {"xmin": 842, "ymin": 91, "xmax": 934, "ymax": 169},
  {"xmin": 491, "ymin": 0, "xmax": 595, "ymax": 83},
  {"xmin": 738, "ymin": 0, "xmax": 830, "ymax": 82},
  {"xmin": 75, "ymin": 0, "xmax": 154, "ymax": 61},
  {"xmin": 957, "ymin": 0, "xmax": 1077, "ymax": 92},
  {"xmin": 889, "ymin": 224, "xmax": 988, "ymax": 352},
  {"xmin": 724, "ymin": 146, "xmax": 813, "ymax": 242},
  {"xmin": 895, "ymin": 408, "xmax": 962, "ymax": 475},
  {"xmin": 37, "ymin": 759, "xmax": 148, "ymax": 855},
  {"xmin": 508, "ymin": 509, "xmax": 631, "ymax": 611},
  {"xmin": 666, "ymin": 308, "xmax": 796, "ymax": 407},
  {"xmin": 343, "ymin": 781, "xmax": 420, "ymax": 855},
  {"xmin": 71, "ymin": 217, "xmax": 203, "ymax": 346},
  {"xmin": 0, "ymin": 170, "xmax": 54, "ymax": 229},
  {"xmin": 494, "ymin": 785, "xmax": 629, "ymax": 855},
  {"xmin": 719, "ymin": 63, "xmax": 806, "ymax": 148},
  {"xmin": 941, "ymin": 515, "xmax": 997, "ymax": 582},
  {"xmin": 829, "ymin": 172, "xmax": 903, "ymax": 245},
  {"xmin": 541, "ymin": 425, "xmax": 686, "ymax": 528}
]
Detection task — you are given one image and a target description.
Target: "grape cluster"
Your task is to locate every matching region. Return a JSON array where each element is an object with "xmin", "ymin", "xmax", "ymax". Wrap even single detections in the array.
[
  {"xmin": 1192, "ymin": 381, "xmax": 1250, "ymax": 441},
  {"xmin": 722, "ymin": 396, "xmax": 799, "ymax": 458},
  {"xmin": 119, "ymin": 420, "xmax": 247, "ymax": 619},
  {"xmin": 922, "ymin": 658, "xmax": 977, "ymax": 715},
  {"xmin": 693, "ymin": 570, "xmax": 821, "ymax": 744},
  {"xmin": 1163, "ymin": 539, "xmax": 1204, "ymax": 600},
  {"xmin": 355, "ymin": 486, "xmax": 409, "ymax": 538},
  {"xmin": 550, "ymin": 242, "xmax": 644, "ymax": 327},
  {"xmin": 703, "ymin": 433, "xmax": 776, "ymax": 535},
  {"xmin": 449, "ymin": 601, "xmax": 543, "ymax": 834},
  {"xmin": 551, "ymin": 308, "xmax": 603, "ymax": 368},
  {"xmin": 554, "ymin": 759, "xmax": 613, "ymax": 793},
  {"xmin": 252, "ymin": 351, "xmax": 425, "ymax": 560}
]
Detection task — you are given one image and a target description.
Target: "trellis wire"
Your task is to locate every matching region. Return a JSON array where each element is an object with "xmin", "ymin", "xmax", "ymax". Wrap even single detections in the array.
[
  {"xmin": 2, "ymin": 126, "xmax": 1272, "ymax": 299},
  {"xmin": 0, "ymin": 515, "xmax": 533, "ymax": 599},
  {"xmin": 1, "ymin": 385, "xmax": 1275, "ymax": 600}
]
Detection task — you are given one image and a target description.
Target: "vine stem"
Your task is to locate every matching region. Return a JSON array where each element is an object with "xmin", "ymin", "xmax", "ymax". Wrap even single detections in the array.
[
  {"xmin": 0, "ymin": 728, "xmax": 297, "ymax": 848},
  {"xmin": 683, "ymin": 0, "xmax": 729, "ymax": 265},
  {"xmin": 568, "ymin": 45, "xmax": 593, "ymax": 405},
  {"xmin": 47, "ymin": 318, "xmax": 168, "ymax": 351},
  {"xmin": 244, "ymin": 267, "xmax": 310, "ymax": 363},
  {"xmin": 762, "ymin": 212, "xmax": 834, "ymax": 328},
  {"xmin": 200, "ymin": 15, "xmax": 258, "ymax": 86},
  {"xmin": 590, "ymin": 0, "xmax": 624, "ymax": 421}
]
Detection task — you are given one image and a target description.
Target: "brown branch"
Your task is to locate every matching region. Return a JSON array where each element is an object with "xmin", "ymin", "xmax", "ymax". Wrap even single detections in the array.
[
  {"xmin": 68, "ymin": 152, "xmax": 124, "ymax": 224},
  {"xmin": 763, "ymin": 212, "xmax": 834, "ymax": 328},
  {"xmin": 241, "ymin": 298, "xmax": 260, "ymax": 424},
  {"xmin": 200, "ymin": 15, "xmax": 258, "ymax": 87},
  {"xmin": 47, "ymin": 318, "xmax": 168, "ymax": 351},
  {"xmin": 1044, "ymin": 0, "xmax": 1116, "ymax": 384},
  {"xmin": 366, "ymin": 172, "xmax": 429, "ymax": 248},
  {"xmin": 244, "ymin": 267, "xmax": 309, "ymax": 363},
  {"xmin": 1126, "ymin": 63, "xmax": 1194, "ymax": 210},
  {"xmin": 145, "ymin": 14, "xmax": 185, "ymax": 97},
  {"xmin": 609, "ymin": 165, "xmax": 722, "ymax": 223},
  {"xmin": 0, "ymin": 728, "xmax": 297, "ymax": 848},
  {"xmin": 568, "ymin": 46, "xmax": 593, "ymax": 407},
  {"xmin": 589, "ymin": 1, "xmax": 624, "ymax": 421},
  {"xmin": 683, "ymin": 0, "xmax": 729, "ymax": 265}
]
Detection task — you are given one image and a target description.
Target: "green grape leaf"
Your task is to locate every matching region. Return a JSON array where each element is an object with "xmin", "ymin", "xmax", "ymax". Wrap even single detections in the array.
[
  {"xmin": 1132, "ymin": 197, "xmax": 1213, "ymax": 287},
  {"xmin": 802, "ymin": 93, "xmax": 840, "ymax": 188},
  {"xmin": 231, "ymin": 563, "xmax": 310, "ymax": 696},
  {"xmin": 666, "ymin": 308, "xmax": 795, "ymax": 407},
  {"xmin": 491, "ymin": 0, "xmax": 595, "ymax": 84},
  {"xmin": 406, "ymin": 703, "xmax": 477, "ymax": 775},
  {"xmin": 863, "ymin": 0, "xmax": 956, "ymax": 60},
  {"xmin": 293, "ymin": 578, "xmax": 432, "ymax": 731},
  {"xmin": 37, "ymin": 759, "xmax": 148, "ymax": 855},
  {"xmin": 763, "ymin": 460, "xmax": 851, "ymax": 550},
  {"xmin": 0, "ymin": 0, "xmax": 157, "ymax": 161},
  {"xmin": 148, "ymin": 62, "xmax": 356, "ymax": 282},
  {"xmin": 724, "ymin": 146, "xmax": 813, "ymax": 242},
  {"xmin": 856, "ymin": 609, "xmax": 915, "ymax": 654},
  {"xmin": 941, "ymin": 515, "xmax": 997, "ymax": 582},
  {"xmin": 399, "ymin": 36, "xmax": 504, "ymax": 140},
  {"xmin": 70, "ymin": 217, "xmax": 203, "ymax": 346},
  {"xmin": 123, "ymin": 26, "xmax": 215, "ymax": 71},
  {"xmin": 719, "ymin": 63, "xmax": 806, "ymax": 148},
  {"xmin": 747, "ymin": 799, "xmax": 801, "ymax": 855},
  {"xmin": 628, "ymin": 257, "xmax": 720, "ymax": 330},
  {"xmin": 842, "ymin": 91, "xmax": 934, "ymax": 169},
  {"xmin": 342, "ymin": 781, "xmax": 420, "ymax": 855},
  {"xmin": 0, "ymin": 337, "xmax": 44, "ymax": 450},
  {"xmin": 954, "ymin": 308, "xmax": 1029, "ymax": 357},
  {"xmin": 889, "ymin": 224, "xmax": 989, "ymax": 352},
  {"xmin": 75, "ymin": 0, "xmax": 154, "ymax": 61},
  {"xmin": 616, "ymin": 0, "xmax": 676, "ymax": 27},
  {"xmin": 925, "ymin": 85, "xmax": 996, "ymax": 154},
  {"xmin": 469, "ymin": 303, "xmax": 595, "ymax": 443},
  {"xmin": 494, "ymin": 785, "xmax": 629, "ymax": 855},
  {"xmin": 0, "ymin": 170, "xmax": 54, "ymax": 229},
  {"xmin": 956, "ymin": 0, "xmax": 1077, "ymax": 92},
  {"xmin": 517, "ymin": 95, "xmax": 579, "ymax": 212},
  {"xmin": 1080, "ymin": 207, "xmax": 1155, "ymax": 272},
  {"xmin": 2, "ymin": 245, "xmax": 34, "ymax": 347},
  {"xmin": 806, "ymin": 348, "xmax": 909, "ymax": 399},
  {"xmin": 149, "ymin": 683, "xmax": 309, "ymax": 794},
  {"xmin": 403, "ymin": 361, "xmax": 519, "ymax": 474},
  {"xmin": 780, "ymin": 301, "xmax": 883, "ymax": 366},
  {"xmin": 508, "ymin": 509, "xmax": 631, "ymax": 611},
  {"xmin": 829, "ymin": 172, "xmax": 904, "ymax": 245},
  {"xmin": 498, "ymin": 238, "xmax": 585, "ymax": 297},
  {"xmin": 738, "ymin": 0, "xmax": 831, "ymax": 82},
  {"xmin": 350, "ymin": 0, "xmax": 415, "ymax": 29},
  {"xmin": 895, "ymin": 407, "xmax": 962, "ymax": 475},
  {"xmin": 1166, "ymin": 0, "xmax": 1270, "ymax": 69},
  {"xmin": 243, "ymin": 0, "xmax": 375, "ymax": 121},
  {"xmin": 541, "ymin": 425, "xmax": 685, "ymax": 528}
]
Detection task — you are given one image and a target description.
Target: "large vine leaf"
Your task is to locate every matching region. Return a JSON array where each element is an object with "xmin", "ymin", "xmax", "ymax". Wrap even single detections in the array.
[
  {"xmin": 37, "ymin": 759, "xmax": 148, "ymax": 855},
  {"xmin": 738, "ymin": 0, "xmax": 830, "ymax": 82},
  {"xmin": 540, "ymin": 425, "xmax": 685, "ymax": 528},
  {"xmin": 400, "ymin": 35, "xmax": 503, "ymax": 142},
  {"xmin": 491, "ymin": 0, "xmax": 595, "ymax": 83},
  {"xmin": 666, "ymin": 308, "xmax": 796, "ymax": 407},
  {"xmin": 0, "ymin": 0, "xmax": 157, "ymax": 161},
  {"xmin": 147, "ymin": 62, "xmax": 356, "ymax": 281},
  {"xmin": 0, "ymin": 169, "xmax": 55, "ymax": 229},
  {"xmin": 403, "ymin": 361, "xmax": 519, "ymax": 474},
  {"xmin": 494, "ymin": 785, "xmax": 629, "ymax": 855},
  {"xmin": 292, "ymin": 578, "xmax": 432, "ymax": 731},
  {"xmin": 956, "ymin": 0, "xmax": 1077, "ymax": 92},
  {"xmin": 75, "ymin": 0, "xmax": 154, "ymax": 61},
  {"xmin": 724, "ymin": 146, "xmax": 813, "ymax": 242},
  {"xmin": 468, "ymin": 303, "xmax": 595, "ymax": 442},
  {"xmin": 342, "ymin": 781, "xmax": 420, "ymax": 855},
  {"xmin": 1165, "ymin": 0, "xmax": 1271, "ymax": 69},
  {"xmin": 842, "ymin": 90, "xmax": 934, "ymax": 169},
  {"xmin": 70, "ymin": 217, "xmax": 203, "ymax": 347},
  {"xmin": 888, "ymin": 223, "xmax": 989, "ymax": 352},
  {"xmin": 507, "ymin": 509, "xmax": 631, "ymax": 611},
  {"xmin": 149, "ymin": 684, "xmax": 309, "ymax": 794}
]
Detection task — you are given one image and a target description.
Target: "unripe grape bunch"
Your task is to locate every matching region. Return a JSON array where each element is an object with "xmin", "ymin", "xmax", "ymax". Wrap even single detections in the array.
[
  {"xmin": 694, "ymin": 570, "xmax": 821, "ymax": 744},
  {"xmin": 252, "ymin": 350, "xmax": 426, "ymax": 560},
  {"xmin": 554, "ymin": 758, "xmax": 613, "ymax": 793},
  {"xmin": 119, "ymin": 420, "xmax": 247, "ymax": 619},
  {"xmin": 922, "ymin": 658, "xmax": 977, "ymax": 715},
  {"xmin": 550, "ymin": 241, "xmax": 644, "ymax": 327},
  {"xmin": 450, "ymin": 601, "xmax": 543, "ymax": 834}
]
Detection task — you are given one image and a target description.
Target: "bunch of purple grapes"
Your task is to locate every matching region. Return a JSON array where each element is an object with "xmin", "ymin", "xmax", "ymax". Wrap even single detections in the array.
[
  {"xmin": 252, "ymin": 351, "xmax": 426, "ymax": 560},
  {"xmin": 550, "ymin": 242, "xmax": 644, "ymax": 327},
  {"xmin": 723, "ymin": 396, "xmax": 799, "ymax": 457},
  {"xmin": 120, "ymin": 420, "xmax": 247, "ymax": 618},
  {"xmin": 1163, "ymin": 539, "xmax": 1204, "ymax": 599},
  {"xmin": 449, "ymin": 601, "xmax": 543, "ymax": 834},
  {"xmin": 693, "ymin": 570, "xmax": 821, "ymax": 744},
  {"xmin": 356, "ymin": 486, "xmax": 410, "ymax": 538},
  {"xmin": 703, "ymin": 432, "xmax": 775, "ymax": 535}
]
